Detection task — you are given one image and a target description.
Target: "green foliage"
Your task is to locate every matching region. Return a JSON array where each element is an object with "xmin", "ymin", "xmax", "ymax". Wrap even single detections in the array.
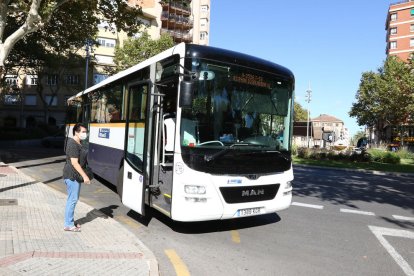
[
  {"xmin": 395, "ymin": 149, "xmax": 414, "ymax": 159},
  {"xmin": 350, "ymin": 56, "xmax": 414, "ymax": 133},
  {"xmin": 291, "ymin": 143, "xmax": 298, "ymax": 156},
  {"xmin": 297, "ymin": 147, "xmax": 311, "ymax": 159},
  {"xmin": 113, "ymin": 32, "xmax": 175, "ymax": 72},
  {"xmin": 368, "ymin": 149, "xmax": 400, "ymax": 164},
  {"xmin": 2, "ymin": 0, "xmax": 144, "ymax": 71},
  {"xmin": 293, "ymin": 102, "xmax": 308, "ymax": 122},
  {"xmin": 295, "ymin": 147, "xmax": 403, "ymax": 164}
]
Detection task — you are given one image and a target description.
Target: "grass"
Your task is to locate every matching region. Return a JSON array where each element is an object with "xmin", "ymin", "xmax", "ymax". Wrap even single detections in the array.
[{"xmin": 292, "ymin": 156, "xmax": 414, "ymax": 174}]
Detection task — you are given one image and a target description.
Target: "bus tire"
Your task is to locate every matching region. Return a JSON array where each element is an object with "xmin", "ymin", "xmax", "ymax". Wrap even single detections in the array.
[{"xmin": 117, "ymin": 165, "xmax": 124, "ymax": 200}]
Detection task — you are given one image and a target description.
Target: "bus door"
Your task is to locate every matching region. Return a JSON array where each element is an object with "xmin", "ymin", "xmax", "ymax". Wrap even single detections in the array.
[
  {"xmin": 148, "ymin": 79, "xmax": 178, "ymax": 217},
  {"xmin": 120, "ymin": 81, "xmax": 151, "ymax": 215}
]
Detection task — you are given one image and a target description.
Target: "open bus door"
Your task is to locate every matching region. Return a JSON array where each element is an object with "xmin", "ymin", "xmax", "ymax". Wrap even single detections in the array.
[{"xmin": 118, "ymin": 81, "xmax": 152, "ymax": 215}]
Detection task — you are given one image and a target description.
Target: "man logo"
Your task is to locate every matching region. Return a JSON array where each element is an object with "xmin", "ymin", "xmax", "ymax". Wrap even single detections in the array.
[{"xmin": 242, "ymin": 189, "xmax": 265, "ymax": 197}]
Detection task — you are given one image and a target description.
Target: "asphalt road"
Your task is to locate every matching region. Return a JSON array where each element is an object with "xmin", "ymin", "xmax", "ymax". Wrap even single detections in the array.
[{"xmin": 2, "ymin": 145, "xmax": 414, "ymax": 276}]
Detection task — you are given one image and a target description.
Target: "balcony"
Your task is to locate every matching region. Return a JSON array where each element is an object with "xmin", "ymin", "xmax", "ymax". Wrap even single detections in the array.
[
  {"xmin": 161, "ymin": 12, "xmax": 193, "ymax": 29},
  {"xmin": 161, "ymin": 1, "xmax": 191, "ymax": 15},
  {"xmin": 161, "ymin": 28, "xmax": 192, "ymax": 43}
]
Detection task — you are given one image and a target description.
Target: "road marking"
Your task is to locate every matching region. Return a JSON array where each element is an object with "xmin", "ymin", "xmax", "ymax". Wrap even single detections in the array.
[
  {"xmin": 340, "ymin": 208, "xmax": 375, "ymax": 216},
  {"xmin": 393, "ymin": 215, "xmax": 414, "ymax": 222},
  {"xmin": 93, "ymin": 188, "xmax": 112, "ymax": 194},
  {"xmin": 231, "ymin": 230, "xmax": 240, "ymax": 243},
  {"xmin": 291, "ymin": 202, "xmax": 324, "ymax": 209},
  {"xmin": 164, "ymin": 249, "xmax": 190, "ymax": 276},
  {"xmin": 115, "ymin": 215, "xmax": 140, "ymax": 228},
  {"xmin": 369, "ymin": 226, "xmax": 414, "ymax": 276}
]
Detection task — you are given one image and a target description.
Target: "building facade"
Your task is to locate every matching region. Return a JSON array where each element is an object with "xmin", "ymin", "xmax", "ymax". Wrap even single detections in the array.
[
  {"xmin": 293, "ymin": 114, "xmax": 349, "ymax": 148},
  {"xmin": 386, "ymin": 0, "xmax": 414, "ymax": 61},
  {"xmin": 0, "ymin": 0, "xmax": 211, "ymax": 128}
]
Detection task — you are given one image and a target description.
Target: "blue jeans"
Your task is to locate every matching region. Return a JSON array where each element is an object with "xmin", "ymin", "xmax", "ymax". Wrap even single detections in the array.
[{"xmin": 64, "ymin": 179, "xmax": 80, "ymax": 228}]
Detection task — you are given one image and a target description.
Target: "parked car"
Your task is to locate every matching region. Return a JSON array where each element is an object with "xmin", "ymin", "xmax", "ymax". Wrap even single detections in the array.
[{"xmin": 41, "ymin": 131, "xmax": 65, "ymax": 148}]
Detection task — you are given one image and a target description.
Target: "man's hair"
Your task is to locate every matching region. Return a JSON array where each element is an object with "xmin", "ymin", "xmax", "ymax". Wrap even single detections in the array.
[{"xmin": 73, "ymin": 123, "xmax": 87, "ymax": 136}]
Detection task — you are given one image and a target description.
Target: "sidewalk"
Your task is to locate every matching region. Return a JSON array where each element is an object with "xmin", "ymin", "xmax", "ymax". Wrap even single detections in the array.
[{"xmin": 0, "ymin": 162, "xmax": 158, "ymax": 275}]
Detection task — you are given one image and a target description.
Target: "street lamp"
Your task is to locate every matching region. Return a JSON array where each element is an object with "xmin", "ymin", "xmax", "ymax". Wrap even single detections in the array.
[
  {"xmin": 84, "ymin": 39, "xmax": 94, "ymax": 91},
  {"xmin": 305, "ymin": 82, "xmax": 312, "ymax": 148}
]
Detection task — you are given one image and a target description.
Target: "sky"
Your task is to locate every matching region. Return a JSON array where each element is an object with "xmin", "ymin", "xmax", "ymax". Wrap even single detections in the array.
[{"xmin": 209, "ymin": 1, "xmax": 393, "ymax": 136}]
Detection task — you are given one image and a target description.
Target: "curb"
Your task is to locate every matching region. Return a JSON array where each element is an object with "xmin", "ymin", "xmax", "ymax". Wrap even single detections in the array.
[{"xmin": 293, "ymin": 163, "xmax": 414, "ymax": 177}]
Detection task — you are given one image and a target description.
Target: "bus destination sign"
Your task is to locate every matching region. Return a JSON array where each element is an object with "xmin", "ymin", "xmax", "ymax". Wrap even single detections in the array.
[{"xmin": 231, "ymin": 73, "xmax": 271, "ymax": 89}]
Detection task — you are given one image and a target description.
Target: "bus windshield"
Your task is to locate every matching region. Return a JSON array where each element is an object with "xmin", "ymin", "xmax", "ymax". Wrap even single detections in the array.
[{"xmin": 180, "ymin": 59, "xmax": 294, "ymax": 155}]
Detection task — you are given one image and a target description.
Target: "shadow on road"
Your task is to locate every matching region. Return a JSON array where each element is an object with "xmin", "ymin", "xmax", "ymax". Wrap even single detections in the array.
[
  {"xmin": 0, "ymin": 146, "xmax": 65, "ymax": 163},
  {"xmin": 293, "ymin": 166, "xmax": 414, "ymax": 226},
  {"xmin": 75, "ymin": 205, "xmax": 119, "ymax": 226},
  {"xmin": 127, "ymin": 207, "xmax": 281, "ymax": 234}
]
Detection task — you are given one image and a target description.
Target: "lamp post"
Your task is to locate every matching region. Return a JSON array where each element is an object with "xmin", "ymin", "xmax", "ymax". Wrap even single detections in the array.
[
  {"xmin": 305, "ymin": 82, "xmax": 312, "ymax": 148},
  {"xmin": 84, "ymin": 39, "xmax": 93, "ymax": 91}
]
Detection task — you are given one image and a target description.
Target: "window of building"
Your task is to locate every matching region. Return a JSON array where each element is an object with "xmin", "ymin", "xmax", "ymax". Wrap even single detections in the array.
[
  {"xmin": 26, "ymin": 75, "xmax": 38, "ymax": 86},
  {"xmin": 200, "ymin": 5, "xmax": 209, "ymax": 12},
  {"xmin": 411, "ymin": 24, "xmax": 414, "ymax": 32},
  {"xmin": 44, "ymin": 95, "xmax": 58, "ymax": 106},
  {"xmin": 64, "ymin": 74, "xmax": 80, "ymax": 85},
  {"xmin": 390, "ymin": 27, "xmax": 397, "ymax": 35},
  {"xmin": 390, "ymin": 41, "xmax": 397, "ymax": 49},
  {"xmin": 93, "ymin": 73, "xmax": 109, "ymax": 85},
  {"xmin": 391, "ymin": 13, "xmax": 397, "ymax": 21},
  {"xmin": 410, "ymin": 38, "xmax": 414, "ymax": 47},
  {"xmin": 5, "ymin": 75, "xmax": 18, "ymax": 86},
  {"xmin": 4, "ymin": 94, "xmax": 19, "ymax": 105},
  {"xmin": 97, "ymin": 37, "xmax": 116, "ymax": 48},
  {"xmin": 200, "ymin": 32, "xmax": 208, "ymax": 40},
  {"xmin": 411, "ymin": 9, "xmax": 414, "ymax": 16},
  {"xmin": 200, "ymin": 18, "xmax": 208, "ymax": 27},
  {"xmin": 47, "ymin": 75, "xmax": 58, "ymax": 86},
  {"xmin": 24, "ymin": 95, "xmax": 37, "ymax": 106},
  {"xmin": 94, "ymin": 54, "xmax": 114, "ymax": 65}
]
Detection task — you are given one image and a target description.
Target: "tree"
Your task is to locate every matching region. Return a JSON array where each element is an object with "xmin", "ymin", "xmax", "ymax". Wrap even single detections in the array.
[
  {"xmin": 350, "ymin": 56, "xmax": 414, "ymax": 143},
  {"xmin": 293, "ymin": 102, "xmax": 308, "ymax": 122},
  {"xmin": 1, "ymin": 0, "xmax": 144, "ymax": 124},
  {"xmin": 113, "ymin": 32, "xmax": 175, "ymax": 72},
  {"xmin": 0, "ymin": 0, "xmax": 143, "ymax": 73}
]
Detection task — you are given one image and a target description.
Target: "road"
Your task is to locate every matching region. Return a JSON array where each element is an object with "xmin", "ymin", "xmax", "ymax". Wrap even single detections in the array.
[{"xmin": 1, "ymin": 145, "xmax": 414, "ymax": 276}]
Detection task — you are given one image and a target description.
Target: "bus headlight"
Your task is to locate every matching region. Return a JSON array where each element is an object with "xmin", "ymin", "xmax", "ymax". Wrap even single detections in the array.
[
  {"xmin": 184, "ymin": 185, "xmax": 206, "ymax": 194},
  {"xmin": 285, "ymin": 181, "xmax": 292, "ymax": 189}
]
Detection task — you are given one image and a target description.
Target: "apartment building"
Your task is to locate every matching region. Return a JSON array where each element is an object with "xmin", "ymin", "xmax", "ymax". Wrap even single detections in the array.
[
  {"xmin": 0, "ymin": 0, "xmax": 211, "ymax": 128},
  {"xmin": 386, "ymin": 0, "xmax": 414, "ymax": 61}
]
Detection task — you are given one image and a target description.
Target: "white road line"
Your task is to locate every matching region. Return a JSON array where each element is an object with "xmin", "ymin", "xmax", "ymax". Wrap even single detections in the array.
[
  {"xmin": 340, "ymin": 208, "xmax": 375, "ymax": 216},
  {"xmin": 291, "ymin": 202, "xmax": 324, "ymax": 209},
  {"xmin": 392, "ymin": 215, "xmax": 414, "ymax": 222},
  {"xmin": 369, "ymin": 226, "xmax": 414, "ymax": 276}
]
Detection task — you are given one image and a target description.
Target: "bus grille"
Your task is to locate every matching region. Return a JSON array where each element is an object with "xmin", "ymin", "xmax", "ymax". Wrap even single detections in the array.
[{"xmin": 219, "ymin": 184, "xmax": 280, "ymax": 204}]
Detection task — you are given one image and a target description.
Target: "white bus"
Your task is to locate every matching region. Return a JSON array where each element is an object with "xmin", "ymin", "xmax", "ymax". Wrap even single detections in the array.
[{"xmin": 66, "ymin": 43, "xmax": 294, "ymax": 222}]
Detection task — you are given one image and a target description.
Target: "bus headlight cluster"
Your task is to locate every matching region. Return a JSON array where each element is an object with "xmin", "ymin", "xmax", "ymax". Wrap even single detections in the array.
[
  {"xmin": 184, "ymin": 185, "xmax": 206, "ymax": 194},
  {"xmin": 285, "ymin": 181, "xmax": 292, "ymax": 189}
]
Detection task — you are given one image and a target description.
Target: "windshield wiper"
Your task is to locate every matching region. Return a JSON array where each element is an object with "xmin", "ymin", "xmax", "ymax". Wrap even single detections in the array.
[
  {"xmin": 265, "ymin": 150, "xmax": 290, "ymax": 161},
  {"xmin": 204, "ymin": 143, "xmax": 264, "ymax": 163}
]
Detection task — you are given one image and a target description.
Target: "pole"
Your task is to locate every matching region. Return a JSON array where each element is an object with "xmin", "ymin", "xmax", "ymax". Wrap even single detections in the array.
[
  {"xmin": 305, "ymin": 82, "xmax": 312, "ymax": 148},
  {"xmin": 84, "ymin": 40, "xmax": 92, "ymax": 91}
]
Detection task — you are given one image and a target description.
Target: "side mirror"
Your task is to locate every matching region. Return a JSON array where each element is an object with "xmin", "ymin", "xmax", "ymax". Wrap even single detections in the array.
[{"xmin": 179, "ymin": 81, "xmax": 194, "ymax": 107}]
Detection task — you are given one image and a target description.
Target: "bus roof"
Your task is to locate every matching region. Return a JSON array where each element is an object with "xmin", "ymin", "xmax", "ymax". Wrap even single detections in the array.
[
  {"xmin": 69, "ymin": 43, "xmax": 294, "ymax": 100},
  {"xmin": 185, "ymin": 44, "xmax": 294, "ymax": 80}
]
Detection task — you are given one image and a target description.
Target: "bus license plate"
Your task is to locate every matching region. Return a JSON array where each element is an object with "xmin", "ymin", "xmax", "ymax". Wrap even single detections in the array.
[{"xmin": 236, "ymin": 207, "xmax": 262, "ymax": 217}]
